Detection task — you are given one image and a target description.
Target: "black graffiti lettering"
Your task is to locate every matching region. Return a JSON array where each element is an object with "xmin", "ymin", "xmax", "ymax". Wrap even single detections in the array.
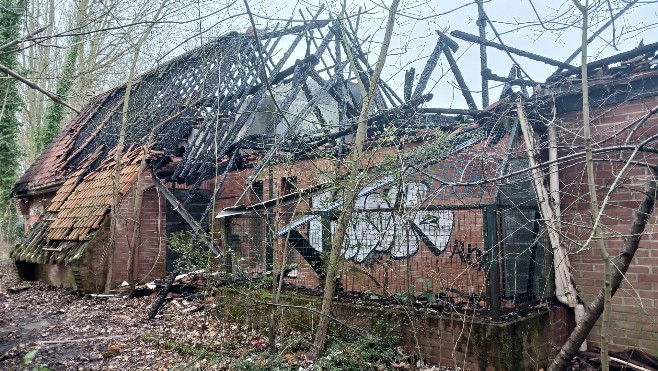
[
  {"xmin": 450, "ymin": 240, "xmax": 466, "ymax": 261},
  {"xmin": 450, "ymin": 240, "xmax": 484, "ymax": 271}
]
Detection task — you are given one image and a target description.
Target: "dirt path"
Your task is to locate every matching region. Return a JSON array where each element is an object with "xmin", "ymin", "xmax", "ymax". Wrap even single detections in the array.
[{"xmin": 0, "ymin": 260, "xmax": 204, "ymax": 370}]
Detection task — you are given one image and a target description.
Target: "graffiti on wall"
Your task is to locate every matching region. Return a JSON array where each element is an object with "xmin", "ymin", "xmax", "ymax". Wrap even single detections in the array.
[
  {"xmin": 308, "ymin": 181, "xmax": 455, "ymax": 262},
  {"xmin": 450, "ymin": 240, "xmax": 484, "ymax": 271}
]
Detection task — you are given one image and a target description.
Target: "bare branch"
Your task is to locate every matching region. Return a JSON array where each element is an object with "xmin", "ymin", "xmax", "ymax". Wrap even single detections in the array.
[{"xmin": 0, "ymin": 63, "xmax": 80, "ymax": 113}]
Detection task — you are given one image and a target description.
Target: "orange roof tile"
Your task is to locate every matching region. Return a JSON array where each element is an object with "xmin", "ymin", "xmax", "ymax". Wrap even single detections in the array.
[{"xmin": 47, "ymin": 146, "xmax": 146, "ymax": 241}]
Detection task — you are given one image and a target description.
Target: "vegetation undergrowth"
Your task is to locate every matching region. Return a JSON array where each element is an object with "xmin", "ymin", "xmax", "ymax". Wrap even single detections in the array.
[{"xmin": 142, "ymin": 320, "xmax": 403, "ymax": 370}]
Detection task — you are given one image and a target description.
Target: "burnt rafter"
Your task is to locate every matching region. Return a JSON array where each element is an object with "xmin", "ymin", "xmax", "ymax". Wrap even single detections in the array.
[
  {"xmin": 484, "ymin": 68, "xmax": 536, "ymax": 88},
  {"xmin": 546, "ymin": 41, "xmax": 658, "ymax": 83},
  {"xmin": 412, "ymin": 34, "xmax": 447, "ymax": 101},
  {"xmin": 498, "ymin": 65, "xmax": 532, "ymax": 99},
  {"xmin": 175, "ymin": 18, "xmax": 338, "ymax": 188},
  {"xmin": 450, "ymin": 30, "xmax": 573, "ymax": 69},
  {"xmin": 342, "ymin": 13, "xmax": 403, "ymax": 108},
  {"xmin": 436, "ymin": 31, "xmax": 478, "ymax": 111},
  {"xmin": 234, "ymin": 60, "xmax": 350, "ymax": 205},
  {"xmin": 551, "ymin": 0, "xmax": 639, "ymax": 77},
  {"xmin": 17, "ymin": 10, "xmax": 513, "ymax": 262}
]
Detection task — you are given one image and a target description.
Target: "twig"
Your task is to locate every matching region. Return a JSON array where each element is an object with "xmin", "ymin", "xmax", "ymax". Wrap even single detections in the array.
[
  {"xmin": 37, "ymin": 336, "xmax": 124, "ymax": 344},
  {"xmin": 609, "ymin": 356, "xmax": 652, "ymax": 371},
  {"xmin": 0, "ymin": 25, "xmax": 48, "ymax": 52}
]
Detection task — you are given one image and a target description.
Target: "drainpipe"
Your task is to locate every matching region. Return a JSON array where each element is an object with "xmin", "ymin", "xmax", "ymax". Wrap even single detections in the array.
[{"xmin": 548, "ymin": 121, "xmax": 587, "ymax": 352}]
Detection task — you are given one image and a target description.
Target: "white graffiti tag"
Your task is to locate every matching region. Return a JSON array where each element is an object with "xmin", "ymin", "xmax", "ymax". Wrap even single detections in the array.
[{"xmin": 308, "ymin": 182, "xmax": 454, "ymax": 262}]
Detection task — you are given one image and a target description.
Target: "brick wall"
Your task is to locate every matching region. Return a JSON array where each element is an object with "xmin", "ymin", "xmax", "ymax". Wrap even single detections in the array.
[
  {"xmin": 284, "ymin": 208, "xmax": 487, "ymax": 298},
  {"xmin": 217, "ymin": 287, "xmax": 561, "ymax": 370},
  {"xmin": 16, "ymin": 192, "xmax": 56, "ymax": 232},
  {"xmin": 77, "ymin": 221, "xmax": 111, "ymax": 292},
  {"xmin": 212, "ymin": 132, "xmax": 518, "ymax": 305},
  {"xmin": 557, "ymin": 95, "xmax": 658, "ymax": 354},
  {"xmin": 111, "ymin": 170, "xmax": 167, "ymax": 288}
]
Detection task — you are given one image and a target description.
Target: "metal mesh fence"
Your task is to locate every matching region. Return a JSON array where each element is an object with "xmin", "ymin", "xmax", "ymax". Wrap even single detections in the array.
[
  {"xmin": 219, "ymin": 203, "xmax": 551, "ymax": 315},
  {"xmin": 499, "ymin": 207, "xmax": 551, "ymax": 306}
]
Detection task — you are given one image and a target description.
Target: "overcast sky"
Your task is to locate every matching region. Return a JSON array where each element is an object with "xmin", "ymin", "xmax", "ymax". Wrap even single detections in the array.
[{"xmin": 150, "ymin": 0, "xmax": 658, "ymax": 109}]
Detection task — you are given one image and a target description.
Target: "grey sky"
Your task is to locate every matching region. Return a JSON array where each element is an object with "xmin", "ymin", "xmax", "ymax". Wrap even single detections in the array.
[{"xmin": 150, "ymin": 0, "xmax": 658, "ymax": 109}]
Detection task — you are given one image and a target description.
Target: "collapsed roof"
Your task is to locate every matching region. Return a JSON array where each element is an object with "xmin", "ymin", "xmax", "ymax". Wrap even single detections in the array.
[
  {"xmin": 12, "ymin": 4, "xmax": 658, "ymax": 269},
  {"xmin": 12, "ymin": 14, "xmax": 489, "ymax": 266},
  {"xmin": 12, "ymin": 13, "xmax": 470, "ymax": 199}
]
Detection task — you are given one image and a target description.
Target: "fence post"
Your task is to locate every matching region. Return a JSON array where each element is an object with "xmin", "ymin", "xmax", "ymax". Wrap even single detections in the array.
[
  {"xmin": 266, "ymin": 213, "xmax": 274, "ymax": 271},
  {"xmin": 320, "ymin": 211, "xmax": 331, "ymax": 253},
  {"xmin": 266, "ymin": 165, "xmax": 274, "ymax": 271},
  {"xmin": 223, "ymin": 217, "xmax": 233, "ymax": 274},
  {"xmin": 484, "ymin": 205, "xmax": 501, "ymax": 320}
]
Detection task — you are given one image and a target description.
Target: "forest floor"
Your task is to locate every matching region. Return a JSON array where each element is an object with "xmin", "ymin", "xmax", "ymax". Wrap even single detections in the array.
[
  {"xmin": 0, "ymin": 260, "xmax": 241, "ymax": 370},
  {"xmin": 0, "ymin": 260, "xmax": 446, "ymax": 371}
]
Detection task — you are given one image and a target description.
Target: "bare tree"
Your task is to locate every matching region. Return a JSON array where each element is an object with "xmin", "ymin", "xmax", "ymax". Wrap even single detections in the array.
[{"xmin": 309, "ymin": 0, "xmax": 401, "ymax": 358}]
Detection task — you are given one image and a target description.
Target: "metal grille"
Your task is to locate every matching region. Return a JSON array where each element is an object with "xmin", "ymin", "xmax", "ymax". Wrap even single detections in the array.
[
  {"xmin": 218, "ymin": 198, "xmax": 552, "ymax": 317},
  {"xmin": 499, "ymin": 207, "xmax": 550, "ymax": 304},
  {"xmin": 225, "ymin": 208, "xmax": 490, "ymax": 310}
]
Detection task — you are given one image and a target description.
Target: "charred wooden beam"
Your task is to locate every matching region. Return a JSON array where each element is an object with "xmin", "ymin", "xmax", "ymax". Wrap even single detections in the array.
[
  {"xmin": 258, "ymin": 18, "xmax": 329, "ymax": 40},
  {"xmin": 301, "ymin": 81, "xmax": 328, "ymax": 128},
  {"xmin": 419, "ymin": 107, "xmax": 482, "ymax": 116},
  {"xmin": 450, "ymin": 30, "xmax": 573, "ymax": 69},
  {"xmin": 301, "ymin": 9, "xmax": 339, "ymax": 68},
  {"xmin": 443, "ymin": 48, "xmax": 478, "ymax": 110},
  {"xmin": 343, "ymin": 16, "xmax": 404, "ymax": 106},
  {"xmin": 412, "ymin": 36, "xmax": 445, "ymax": 100},
  {"xmin": 437, "ymin": 31, "xmax": 477, "ymax": 110},
  {"xmin": 404, "ymin": 68, "xmax": 415, "ymax": 101},
  {"xmin": 484, "ymin": 68, "xmax": 537, "ymax": 87},
  {"xmin": 307, "ymin": 94, "xmax": 434, "ymax": 148},
  {"xmin": 151, "ymin": 170, "xmax": 220, "ymax": 255},
  {"xmin": 546, "ymin": 40, "xmax": 658, "ymax": 83}
]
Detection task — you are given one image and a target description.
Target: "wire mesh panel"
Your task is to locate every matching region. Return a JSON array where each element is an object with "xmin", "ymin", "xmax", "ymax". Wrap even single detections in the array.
[
  {"xmin": 499, "ymin": 207, "xmax": 550, "ymax": 304},
  {"xmin": 221, "ymin": 201, "xmax": 549, "ymax": 313},
  {"xmin": 497, "ymin": 157, "xmax": 552, "ymax": 307},
  {"xmin": 277, "ymin": 208, "xmax": 489, "ymax": 308},
  {"xmin": 228, "ymin": 215, "xmax": 266, "ymax": 273}
]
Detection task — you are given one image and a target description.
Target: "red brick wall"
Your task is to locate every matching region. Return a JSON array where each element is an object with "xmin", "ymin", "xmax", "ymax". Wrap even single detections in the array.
[
  {"xmin": 211, "ymin": 136, "xmax": 513, "ymax": 302},
  {"xmin": 219, "ymin": 286, "xmax": 561, "ymax": 370},
  {"xmin": 78, "ymin": 221, "xmax": 111, "ymax": 292},
  {"xmin": 557, "ymin": 95, "xmax": 658, "ymax": 353},
  {"xmin": 16, "ymin": 192, "xmax": 56, "ymax": 232},
  {"xmin": 283, "ymin": 208, "xmax": 486, "ymax": 299},
  {"xmin": 111, "ymin": 171, "xmax": 167, "ymax": 288}
]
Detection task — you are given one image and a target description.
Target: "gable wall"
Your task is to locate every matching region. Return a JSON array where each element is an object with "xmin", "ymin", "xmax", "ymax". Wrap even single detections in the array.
[
  {"xmin": 557, "ymin": 94, "xmax": 658, "ymax": 353},
  {"xmin": 16, "ymin": 192, "xmax": 56, "ymax": 232},
  {"xmin": 112, "ymin": 171, "xmax": 167, "ymax": 288}
]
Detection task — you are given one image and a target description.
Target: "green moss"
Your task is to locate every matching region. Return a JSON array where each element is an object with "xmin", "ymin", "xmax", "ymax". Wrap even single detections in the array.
[
  {"xmin": 216, "ymin": 285, "xmax": 551, "ymax": 370},
  {"xmin": 499, "ymin": 325, "xmax": 524, "ymax": 371}
]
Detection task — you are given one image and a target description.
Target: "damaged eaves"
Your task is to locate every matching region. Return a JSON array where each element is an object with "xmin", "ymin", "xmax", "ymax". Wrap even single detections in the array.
[{"xmin": 11, "ymin": 146, "xmax": 160, "ymax": 265}]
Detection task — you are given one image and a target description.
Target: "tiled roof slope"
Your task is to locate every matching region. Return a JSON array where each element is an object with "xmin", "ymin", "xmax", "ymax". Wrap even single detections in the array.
[
  {"xmin": 11, "ymin": 146, "xmax": 154, "ymax": 265},
  {"xmin": 47, "ymin": 147, "xmax": 145, "ymax": 241},
  {"xmin": 11, "ymin": 92, "xmax": 111, "ymax": 196}
]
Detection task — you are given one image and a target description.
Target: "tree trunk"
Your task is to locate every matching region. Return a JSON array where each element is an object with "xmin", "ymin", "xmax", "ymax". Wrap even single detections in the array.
[
  {"xmin": 105, "ymin": 3, "xmax": 164, "ymax": 293},
  {"xmin": 309, "ymin": 0, "xmax": 400, "ymax": 359}
]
